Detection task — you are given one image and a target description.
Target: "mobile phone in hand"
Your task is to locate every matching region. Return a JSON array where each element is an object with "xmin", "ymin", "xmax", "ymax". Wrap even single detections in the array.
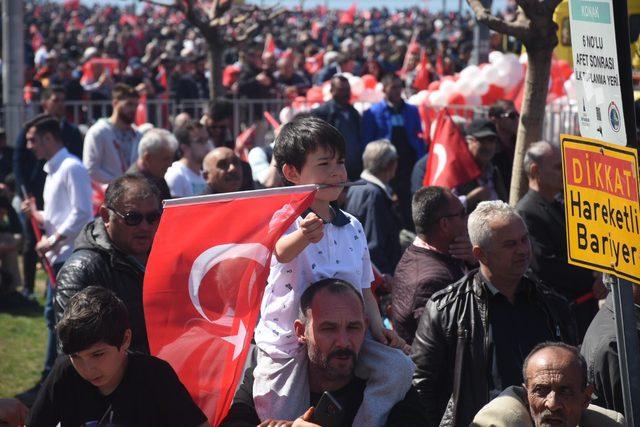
[{"xmin": 311, "ymin": 391, "xmax": 343, "ymax": 427}]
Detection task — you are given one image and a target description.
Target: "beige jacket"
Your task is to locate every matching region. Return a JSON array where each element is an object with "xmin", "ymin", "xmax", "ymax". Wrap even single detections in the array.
[{"xmin": 471, "ymin": 386, "xmax": 625, "ymax": 427}]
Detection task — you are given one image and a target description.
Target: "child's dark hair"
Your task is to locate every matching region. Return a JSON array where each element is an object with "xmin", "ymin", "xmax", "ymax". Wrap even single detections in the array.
[
  {"xmin": 273, "ymin": 115, "xmax": 346, "ymax": 178},
  {"xmin": 56, "ymin": 286, "xmax": 130, "ymax": 355}
]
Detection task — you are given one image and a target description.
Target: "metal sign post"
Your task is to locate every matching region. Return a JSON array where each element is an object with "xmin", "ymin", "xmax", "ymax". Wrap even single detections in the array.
[
  {"xmin": 611, "ymin": 277, "xmax": 640, "ymax": 425},
  {"xmin": 568, "ymin": 0, "xmax": 640, "ymax": 424}
]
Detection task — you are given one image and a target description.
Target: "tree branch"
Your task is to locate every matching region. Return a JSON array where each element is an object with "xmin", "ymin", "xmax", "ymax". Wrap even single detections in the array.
[
  {"xmin": 179, "ymin": 0, "xmax": 213, "ymax": 38},
  {"xmin": 466, "ymin": 0, "xmax": 531, "ymax": 40},
  {"xmin": 139, "ymin": 0, "xmax": 179, "ymax": 9}
]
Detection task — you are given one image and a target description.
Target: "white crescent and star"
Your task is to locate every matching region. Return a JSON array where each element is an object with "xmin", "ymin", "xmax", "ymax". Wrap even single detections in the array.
[{"xmin": 188, "ymin": 243, "xmax": 269, "ymax": 357}]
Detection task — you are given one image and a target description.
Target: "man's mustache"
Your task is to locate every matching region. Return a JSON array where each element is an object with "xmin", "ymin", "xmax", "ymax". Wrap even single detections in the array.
[
  {"xmin": 540, "ymin": 409, "xmax": 564, "ymax": 422},
  {"xmin": 327, "ymin": 348, "xmax": 357, "ymax": 361}
]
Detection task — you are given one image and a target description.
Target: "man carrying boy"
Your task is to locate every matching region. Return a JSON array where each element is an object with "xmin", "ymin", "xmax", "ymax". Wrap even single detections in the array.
[
  {"xmin": 222, "ymin": 279, "xmax": 426, "ymax": 427},
  {"xmin": 253, "ymin": 116, "xmax": 414, "ymax": 427},
  {"xmin": 28, "ymin": 286, "xmax": 209, "ymax": 427}
]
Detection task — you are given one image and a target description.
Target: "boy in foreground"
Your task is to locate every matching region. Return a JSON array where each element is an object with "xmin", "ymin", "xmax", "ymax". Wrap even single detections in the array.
[{"xmin": 28, "ymin": 286, "xmax": 209, "ymax": 427}]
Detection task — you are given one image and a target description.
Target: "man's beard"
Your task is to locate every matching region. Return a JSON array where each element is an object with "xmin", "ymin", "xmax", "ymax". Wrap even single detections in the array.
[
  {"xmin": 308, "ymin": 345, "xmax": 357, "ymax": 381},
  {"xmin": 119, "ymin": 110, "xmax": 136, "ymax": 125}
]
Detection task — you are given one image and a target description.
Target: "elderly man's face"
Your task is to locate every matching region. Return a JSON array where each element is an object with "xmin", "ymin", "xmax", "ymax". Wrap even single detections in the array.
[
  {"xmin": 476, "ymin": 216, "xmax": 531, "ymax": 281},
  {"xmin": 103, "ymin": 188, "xmax": 161, "ymax": 259},
  {"xmin": 300, "ymin": 288, "xmax": 366, "ymax": 381},
  {"xmin": 203, "ymin": 147, "xmax": 243, "ymax": 193},
  {"xmin": 143, "ymin": 145, "xmax": 175, "ymax": 179},
  {"xmin": 525, "ymin": 347, "xmax": 592, "ymax": 427},
  {"xmin": 537, "ymin": 148, "xmax": 564, "ymax": 195},
  {"xmin": 467, "ymin": 135, "xmax": 497, "ymax": 167}
]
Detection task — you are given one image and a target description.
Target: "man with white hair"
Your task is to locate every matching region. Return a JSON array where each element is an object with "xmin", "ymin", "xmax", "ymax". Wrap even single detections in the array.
[
  {"xmin": 345, "ymin": 139, "xmax": 401, "ymax": 274},
  {"xmin": 127, "ymin": 128, "xmax": 177, "ymax": 201},
  {"xmin": 411, "ymin": 200, "xmax": 577, "ymax": 427}
]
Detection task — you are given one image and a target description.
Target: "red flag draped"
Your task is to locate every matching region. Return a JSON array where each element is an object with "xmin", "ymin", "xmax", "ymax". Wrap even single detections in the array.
[
  {"xmin": 143, "ymin": 186, "xmax": 317, "ymax": 426},
  {"xmin": 423, "ymin": 110, "xmax": 482, "ymax": 188}
]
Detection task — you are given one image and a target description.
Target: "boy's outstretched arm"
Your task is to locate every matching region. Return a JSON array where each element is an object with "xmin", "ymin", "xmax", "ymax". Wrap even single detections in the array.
[
  {"xmin": 274, "ymin": 212, "xmax": 324, "ymax": 264},
  {"xmin": 363, "ymin": 288, "xmax": 411, "ymax": 355}
]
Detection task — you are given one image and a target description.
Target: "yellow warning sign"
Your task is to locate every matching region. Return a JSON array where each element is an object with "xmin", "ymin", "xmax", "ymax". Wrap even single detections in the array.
[{"xmin": 562, "ymin": 134, "xmax": 640, "ymax": 284}]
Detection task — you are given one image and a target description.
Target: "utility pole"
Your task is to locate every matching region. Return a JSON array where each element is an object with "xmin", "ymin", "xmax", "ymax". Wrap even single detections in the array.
[
  {"xmin": 2, "ymin": 0, "xmax": 24, "ymax": 148},
  {"xmin": 470, "ymin": 0, "xmax": 492, "ymax": 64}
]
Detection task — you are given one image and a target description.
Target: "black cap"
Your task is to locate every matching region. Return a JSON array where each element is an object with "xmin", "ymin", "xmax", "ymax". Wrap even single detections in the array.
[{"xmin": 465, "ymin": 119, "xmax": 498, "ymax": 139}]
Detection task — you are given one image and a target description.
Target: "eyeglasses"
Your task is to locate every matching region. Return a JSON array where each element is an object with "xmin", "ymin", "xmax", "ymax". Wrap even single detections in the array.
[
  {"xmin": 438, "ymin": 208, "xmax": 468, "ymax": 220},
  {"xmin": 500, "ymin": 111, "xmax": 519, "ymax": 120},
  {"xmin": 107, "ymin": 206, "xmax": 162, "ymax": 226}
]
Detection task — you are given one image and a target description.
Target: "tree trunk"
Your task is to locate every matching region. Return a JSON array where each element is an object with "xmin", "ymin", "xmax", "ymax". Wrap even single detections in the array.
[
  {"xmin": 509, "ymin": 46, "xmax": 553, "ymax": 205},
  {"xmin": 207, "ymin": 39, "xmax": 224, "ymax": 100}
]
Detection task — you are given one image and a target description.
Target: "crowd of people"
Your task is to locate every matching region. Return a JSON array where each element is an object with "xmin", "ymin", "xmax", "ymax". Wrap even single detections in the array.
[
  {"xmin": 0, "ymin": 1, "xmax": 636, "ymax": 427},
  {"xmin": 12, "ymin": 0, "xmax": 523, "ymax": 114}
]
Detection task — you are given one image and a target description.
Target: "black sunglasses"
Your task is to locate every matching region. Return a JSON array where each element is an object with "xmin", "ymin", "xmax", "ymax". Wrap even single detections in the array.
[
  {"xmin": 107, "ymin": 206, "xmax": 162, "ymax": 226},
  {"xmin": 500, "ymin": 111, "xmax": 519, "ymax": 119}
]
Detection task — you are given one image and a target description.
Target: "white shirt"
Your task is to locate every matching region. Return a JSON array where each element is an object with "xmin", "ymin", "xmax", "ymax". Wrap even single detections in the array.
[
  {"xmin": 164, "ymin": 161, "xmax": 206, "ymax": 198},
  {"xmin": 255, "ymin": 208, "xmax": 374, "ymax": 358},
  {"xmin": 83, "ymin": 119, "xmax": 140, "ymax": 184},
  {"xmin": 41, "ymin": 148, "xmax": 93, "ymax": 265}
]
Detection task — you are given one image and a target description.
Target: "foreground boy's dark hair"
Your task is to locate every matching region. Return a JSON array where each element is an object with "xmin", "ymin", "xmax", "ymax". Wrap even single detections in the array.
[
  {"xmin": 273, "ymin": 115, "xmax": 346, "ymax": 175},
  {"xmin": 56, "ymin": 286, "xmax": 130, "ymax": 355}
]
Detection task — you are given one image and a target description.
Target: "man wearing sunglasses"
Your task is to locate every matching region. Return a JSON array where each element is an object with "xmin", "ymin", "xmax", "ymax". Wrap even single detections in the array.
[
  {"xmin": 54, "ymin": 173, "xmax": 162, "ymax": 354},
  {"xmin": 392, "ymin": 186, "xmax": 472, "ymax": 345},
  {"xmin": 489, "ymin": 100, "xmax": 519, "ymax": 196}
]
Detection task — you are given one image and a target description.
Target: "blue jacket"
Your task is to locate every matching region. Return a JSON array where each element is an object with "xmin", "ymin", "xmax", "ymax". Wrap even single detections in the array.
[{"xmin": 361, "ymin": 101, "xmax": 425, "ymax": 157}]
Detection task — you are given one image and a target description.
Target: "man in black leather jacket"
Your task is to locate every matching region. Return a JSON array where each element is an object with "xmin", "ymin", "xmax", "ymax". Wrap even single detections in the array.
[
  {"xmin": 411, "ymin": 200, "xmax": 577, "ymax": 427},
  {"xmin": 54, "ymin": 173, "xmax": 162, "ymax": 354}
]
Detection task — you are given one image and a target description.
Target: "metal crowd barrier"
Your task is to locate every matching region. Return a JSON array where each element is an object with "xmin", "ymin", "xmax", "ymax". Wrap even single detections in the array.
[{"xmin": 2, "ymin": 98, "xmax": 578, "ymax": 145}]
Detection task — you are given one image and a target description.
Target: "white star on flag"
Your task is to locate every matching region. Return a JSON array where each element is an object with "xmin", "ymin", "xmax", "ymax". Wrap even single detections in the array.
[{"xmin": 222, "ymin": 320, "xmax": 246, "ymax": 360}]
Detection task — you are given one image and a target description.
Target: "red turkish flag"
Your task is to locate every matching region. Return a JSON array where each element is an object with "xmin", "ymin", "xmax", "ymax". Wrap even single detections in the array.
[
  {"xmin": 135, "ymin": 93, "xmax": 148, "ymax": 126},
  {"xmin": 339, "ymin": 3, "xmax": 357, "ymax": 25},
  {"xmin": 263, "ymin": 34, "xmax": 276, "ymax": 56},
  {"xmin": 423, "ymin": 109, "xmax": 482, "ymax": 188},
  {"xmin": 412, "ymin": 50, "xmax": 432, "ymax": 92},
  {"xmin": 144, "ymin": 186, "xmax": 316, "ymax": 426}
]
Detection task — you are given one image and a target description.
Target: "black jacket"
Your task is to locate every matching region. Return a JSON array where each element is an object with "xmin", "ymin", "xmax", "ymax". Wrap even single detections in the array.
[
  {"xmin": 516, "ymin": 189, "xmax": 597, "ymax": 339},
  {"xmin": 516, "ymin": 190, "xmax": 594, "ymax": 299},
  {"xmin": 344, "ymin": 180, "xmax": 401, "ymax": 275},
  {"xmin": 580, "ymin": 293, "xmax": 640, "ymax": 415},
  {"xmin": 411, "ymin": 270, "xmax": 577, "ymax": 427},
  {"xmin": 54, "ymin": 218, "xmax": 149, "ymax": 353}
]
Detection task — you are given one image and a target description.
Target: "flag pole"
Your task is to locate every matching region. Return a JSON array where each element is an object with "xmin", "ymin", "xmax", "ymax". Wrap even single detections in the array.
[
  {"xmin": 20, "ymin": 186, "xmax": 57, "ymax": 287},
  {"xmin": 163, "ymin": 182, "xmax": 366, "ymax": 208}
]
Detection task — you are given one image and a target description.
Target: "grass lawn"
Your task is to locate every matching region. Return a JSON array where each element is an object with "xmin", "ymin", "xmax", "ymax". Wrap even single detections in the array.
[{"xmin": 0, "ymin": 275, "xmax": 47, "ymax": 398}]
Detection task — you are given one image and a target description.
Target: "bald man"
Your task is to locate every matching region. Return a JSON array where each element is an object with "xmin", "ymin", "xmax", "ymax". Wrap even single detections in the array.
[
  {"xmin": 201, "ymin": 147, "xmax": 243, "ymax": 194},
  {"xmin": 472, "ymin": 342, "xmax": 624, "ymax": 427}
]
